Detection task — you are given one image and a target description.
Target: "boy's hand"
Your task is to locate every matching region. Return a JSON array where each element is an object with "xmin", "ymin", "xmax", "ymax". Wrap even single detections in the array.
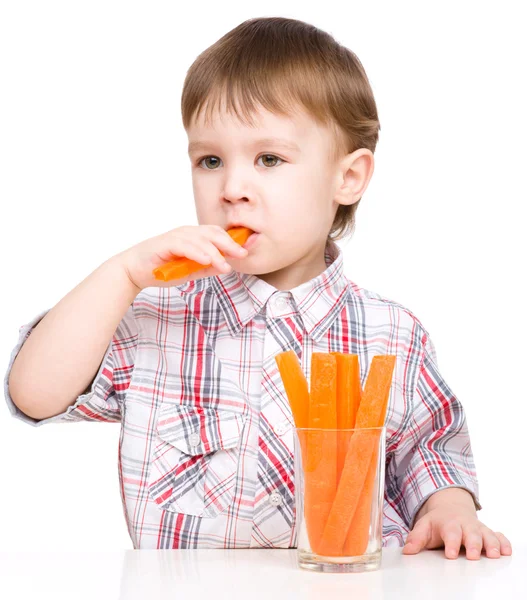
[
  {"xmin": 402, "ymin": 488, "xmax": 512, "ymax": 560},
  {"xmin": 115, "ymin": 224, "xmax": 249, "ymax": 291}
]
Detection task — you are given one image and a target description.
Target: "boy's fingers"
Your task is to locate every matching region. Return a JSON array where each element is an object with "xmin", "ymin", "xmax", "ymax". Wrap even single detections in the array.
[
  {"xmin": 441, "ymin": 523, "xmax": 463, "ymax": 559},
  {"xmin": 403, "ymin": 518, "xmax": 432, "ymax": 554},
  {"xmin": 481, "ymin": 528, "xmax": 502, "ymax": 558},
  {"xmin": 463, "ymin": 526, "xmax": 483, "ymax": 560},
  {"xmin": 495, "ymin": 532, "xmax": 513, "ymax": 555}
]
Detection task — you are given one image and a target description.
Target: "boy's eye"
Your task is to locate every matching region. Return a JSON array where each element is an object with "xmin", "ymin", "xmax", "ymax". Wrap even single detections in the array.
[{"xmin": 195, "ymin": 154, "xmax": 284, "ymax": 170}]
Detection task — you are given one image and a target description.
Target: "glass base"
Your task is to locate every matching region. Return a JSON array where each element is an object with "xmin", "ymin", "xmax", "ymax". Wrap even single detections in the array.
[{"xmin": 297, "ymin": 549, "xmax": 381, "ymax": 573}]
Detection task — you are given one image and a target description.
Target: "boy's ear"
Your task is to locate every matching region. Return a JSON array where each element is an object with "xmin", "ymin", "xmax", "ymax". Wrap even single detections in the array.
[{"xmin": 333, "ymin": 148, "xmax": 374, "ymax": 207}]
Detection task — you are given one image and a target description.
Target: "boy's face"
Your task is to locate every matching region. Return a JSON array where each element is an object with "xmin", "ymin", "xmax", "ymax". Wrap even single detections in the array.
[{"xmin": 186, "ymin": 101, "xmax": 371, "ymax": 290}]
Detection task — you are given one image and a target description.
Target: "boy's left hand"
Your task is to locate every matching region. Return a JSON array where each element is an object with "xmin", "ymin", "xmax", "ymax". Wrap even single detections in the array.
[{"xmin": 402, "ymin": 488, "xmax": 513, "ymax": 560}]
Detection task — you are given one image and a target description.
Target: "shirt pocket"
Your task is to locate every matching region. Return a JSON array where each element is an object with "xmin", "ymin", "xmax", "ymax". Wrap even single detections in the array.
[{"xmin": 147, "ymin": 403, "xmax": 246, "ymax": 518}]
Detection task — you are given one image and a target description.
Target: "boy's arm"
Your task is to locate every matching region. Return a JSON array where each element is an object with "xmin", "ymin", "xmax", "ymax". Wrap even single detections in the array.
[
  {"xmin": 6, "ymin": 257, "xmax": 140, "ymax": 421},
  {"xmin": 386, "ymin": 332, "xmax": 482, "ymax": 532}
]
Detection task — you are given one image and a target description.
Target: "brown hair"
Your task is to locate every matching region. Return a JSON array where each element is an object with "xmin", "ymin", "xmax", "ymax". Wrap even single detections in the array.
[{"xmin": 181, "ymin": 17, "xmax": 380, "ymax": 242}]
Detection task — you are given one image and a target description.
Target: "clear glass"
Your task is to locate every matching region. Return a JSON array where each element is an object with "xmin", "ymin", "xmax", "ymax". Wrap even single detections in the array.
[{"xmin": 294, "ymin": 426, "xmax": 386, "ymax": 573}]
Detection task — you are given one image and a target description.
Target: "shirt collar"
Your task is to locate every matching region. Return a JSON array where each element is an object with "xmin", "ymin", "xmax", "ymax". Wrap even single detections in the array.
[{"xmin": 175, "ymin": 239, "xmax": 352, "ymax": 342}]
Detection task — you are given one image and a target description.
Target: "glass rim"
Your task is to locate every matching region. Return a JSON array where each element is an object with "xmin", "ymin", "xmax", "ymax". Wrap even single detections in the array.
[{"xmin": 295, "ymin": 426, "xmax": 386, "ymax": 432}]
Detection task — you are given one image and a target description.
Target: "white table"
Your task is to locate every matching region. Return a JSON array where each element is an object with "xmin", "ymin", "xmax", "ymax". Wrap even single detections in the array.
[{"xmin": 0, "ymin": 546, "xmax": 522, "ymax": 599}]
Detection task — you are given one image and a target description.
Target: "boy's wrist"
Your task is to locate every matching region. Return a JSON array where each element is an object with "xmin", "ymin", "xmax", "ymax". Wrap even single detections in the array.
[
  {"xmin": 105, "ymin": 255, "xmax": 142, "ymax": 298},
  {"xmin": 415, "ymin": 487, "xmax": 477, "ymax": 523}
]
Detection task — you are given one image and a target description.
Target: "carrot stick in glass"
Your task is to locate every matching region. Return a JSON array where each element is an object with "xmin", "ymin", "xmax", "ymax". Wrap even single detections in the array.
[
  {"xmin": 331, "ymin": 353, "xmax": 362, "ymax": 486},
  {"xmin": 305, "ymin": 353, "xmax": 338, "ymax": 554},
  {"xmin": 275, "ymin": 350, "xmax": 309, "ymax": 429},
  {"xmin": 274, "ymin": 348, "xmax": 313, "ymax": 553},
  {"xmin": 342, "ymin": 355, "xmax": 392, "ymax": 556},
  {"xmin": 317, "ymin": 355, "xmax": 396, "ymax": 556}
]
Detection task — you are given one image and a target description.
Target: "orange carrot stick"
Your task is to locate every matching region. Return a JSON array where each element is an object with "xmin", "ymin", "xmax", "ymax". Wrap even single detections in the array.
[
  {"xmin": 304, "ymin": 353, "xmax": 338, "ymax": 554},
  {"xmin": 275, "ymin": 350, "xmax": 309, "ymax": 429},
  {"xmin": 152, "ymin": 226, "xmax": 254, "ymax": 282},
  {"xmin": 331, "ymin": 353, "xmax": 367, "ymax": 554},
  {"xmin": 274, "ymin": 350, "xmax": 310, "ymax": 505},
  {"xmin": 331, "ymin": 353, "xmax": 362, "ymax": 486},
  {"xmin": 342, "ymin": 355, "xmax": 392, "ymax": 556},
  {"xmin": 342, "ymin": 441, "xmax": 380, "ymax": 556},
  {"xmin": 317, "ymin": 355, "xmax": 396, "ymax": 556}
]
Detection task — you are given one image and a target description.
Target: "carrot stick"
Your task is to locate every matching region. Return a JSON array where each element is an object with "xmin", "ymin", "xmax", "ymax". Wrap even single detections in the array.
[
  {"xmin": 274, "ymin": 350, "xmax": 310, "ymax": 511},
  {"xmin": 304, "ymin": 353, "xmax": 338, "ymax": 554},
  {"xmin": 342, "ymin": 354, "xmax": 392, "ymax": 556},
  {"xmin": 152, "ymin": 226, "xmax": 254, "ymax": 282},
  {"xmin": 331, "ymin": 353, "xmax": 362, "ymax": 486},
  {"xmin": 331, "ymin": 352, "xmax": 368, "ymax": 555},
  {"xmin": 317, "ymin": 355, "xmax": 396, "ymax": 556},
  {"xmin": 342, "ymin": 443, "xmax": 379, "ymax": 556},
  {"xmin": 274, "ymin": 350, "xmax": 309, "ymax": 429}
]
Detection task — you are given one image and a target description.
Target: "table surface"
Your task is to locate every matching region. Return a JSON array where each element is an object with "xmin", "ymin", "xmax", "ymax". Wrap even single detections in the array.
[{"xmin": 0, "ymin": 546, "xmax": 523, "ymax": 599}]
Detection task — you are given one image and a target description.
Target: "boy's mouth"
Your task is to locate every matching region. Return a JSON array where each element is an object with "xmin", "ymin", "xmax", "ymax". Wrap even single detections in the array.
[
  {"xmin": 243, "ymin": 231, "xmax": 260, "ymax": 250},
  {"xmin": 225, "ymin": 221, "xmax": 258, "ymax": 233}
]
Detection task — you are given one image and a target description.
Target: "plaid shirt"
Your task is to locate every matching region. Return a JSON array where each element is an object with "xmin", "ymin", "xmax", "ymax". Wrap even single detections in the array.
[{"xmin": 4, "ymin": 239, "xmax": 481, "ymax": 549}]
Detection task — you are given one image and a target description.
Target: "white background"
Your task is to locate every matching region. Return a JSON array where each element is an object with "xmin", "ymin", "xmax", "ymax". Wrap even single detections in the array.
[{"xmin": 1, "ymin": 1, "xmax": 525, "ymax": 552}]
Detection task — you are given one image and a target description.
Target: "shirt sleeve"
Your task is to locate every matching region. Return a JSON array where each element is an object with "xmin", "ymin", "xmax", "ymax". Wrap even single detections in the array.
[
  {"xmin": 386, "ymin": 330, "xmax": 482, "ymax": 531},
  {"xmin": 3, "ymin": 304, "xmax": 138, "ymax": 426}
]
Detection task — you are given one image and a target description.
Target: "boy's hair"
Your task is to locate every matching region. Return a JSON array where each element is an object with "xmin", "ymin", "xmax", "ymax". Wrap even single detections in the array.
[{"xmin": 181, "ymin": 17, "xmax": 380, "ymax": 242}]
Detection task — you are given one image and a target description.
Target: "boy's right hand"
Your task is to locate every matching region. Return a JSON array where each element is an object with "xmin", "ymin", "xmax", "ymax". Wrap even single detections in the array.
[{"xmin": 114, "ymin": 225, "xmax": 249, "ymax": 292}]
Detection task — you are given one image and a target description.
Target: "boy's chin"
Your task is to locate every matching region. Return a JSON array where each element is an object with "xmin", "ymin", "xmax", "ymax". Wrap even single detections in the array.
[{"xmin": 228, "ymin": 259, "xmax": 271, "ymax": 277}]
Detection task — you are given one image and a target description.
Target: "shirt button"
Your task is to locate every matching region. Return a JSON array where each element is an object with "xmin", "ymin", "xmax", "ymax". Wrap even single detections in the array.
[
  {"xmin": 268, "ymin": 492, "xmax": 283, "ymax": 507},
  {"xmin": 274, "ymin": 422, "xmax": 289, "ymax": 436},
  {"xmin": 273, "ymin": 296, "xmax": 290, "ymax": 311},
  {"xmin": 189, "ymin": 432, "xmax": 201, "ymax": 447}
]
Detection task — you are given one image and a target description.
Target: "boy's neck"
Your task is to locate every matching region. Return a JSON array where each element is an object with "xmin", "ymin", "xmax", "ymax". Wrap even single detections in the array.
[{"xmin": 256, "ymin": 246, "xmax": 330, "ymax": 291}]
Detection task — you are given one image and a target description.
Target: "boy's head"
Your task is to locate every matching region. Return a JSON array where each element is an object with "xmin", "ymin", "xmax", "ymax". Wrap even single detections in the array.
[{"xmin": 182, "ymin": 17, "xmax": 380, "ymax": 290}]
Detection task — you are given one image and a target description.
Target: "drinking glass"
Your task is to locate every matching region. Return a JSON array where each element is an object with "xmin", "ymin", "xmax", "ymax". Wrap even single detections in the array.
[{"xmin": 294, "ymin": 426, "xmax": 386, "ymax": 573}]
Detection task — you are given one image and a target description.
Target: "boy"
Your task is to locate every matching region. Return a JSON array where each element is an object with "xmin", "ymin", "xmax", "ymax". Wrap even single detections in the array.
[{"xmin": 4, "ymin": 16, "xmax": 511, "ymax": 559}]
